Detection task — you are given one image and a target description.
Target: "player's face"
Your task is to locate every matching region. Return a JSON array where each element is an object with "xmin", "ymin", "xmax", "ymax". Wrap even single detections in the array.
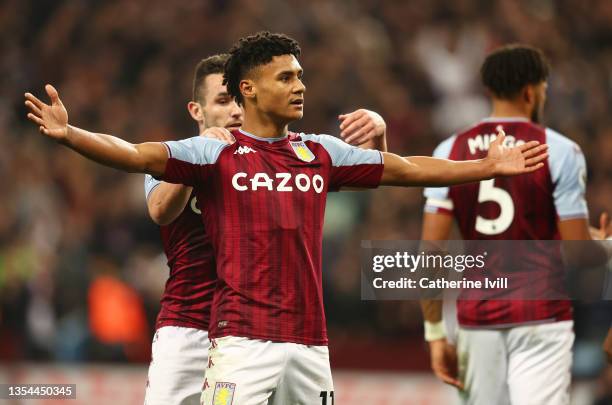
[
  {"xmin": 251, "ymin": 55, "xmax": 305, "ymax": 123},
  {"xmin": 201, "ymin": 73, "xmax": 243, "ymax": 130},
  {"xmin": 531, "ymin": 81, "xmax": 547, "ymax": 124}
]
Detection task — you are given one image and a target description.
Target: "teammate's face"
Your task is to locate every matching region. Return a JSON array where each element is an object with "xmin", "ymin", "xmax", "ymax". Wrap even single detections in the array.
[
  {"xmin": 249, "ymin": 55, "xmax": 306, "ymax": 123},
  {"xmin": 200, "ymin": 73, "xmax": 243, "ymax": 130},
  {"xmin": 531, "ymin": 81, "xmax": 547, "ymax": 124}
]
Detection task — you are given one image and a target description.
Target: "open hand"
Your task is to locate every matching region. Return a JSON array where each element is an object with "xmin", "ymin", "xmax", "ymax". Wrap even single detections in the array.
[
  {"xmin": 487, "ymin": 125, "xmax": 548, "ymax": 176},
  {"xmin": 339, "ymin": 109, "xmax": 386, "ymax": 146},
  {"xmin": 25, "ymin": 84, "xmax": 69, "ymax": 141}
]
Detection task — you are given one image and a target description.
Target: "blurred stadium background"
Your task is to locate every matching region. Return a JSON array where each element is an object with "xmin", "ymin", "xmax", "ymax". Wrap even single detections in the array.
[{"xmin": 1, "ymin": 0, "xmax": 611, "ymax": 403}]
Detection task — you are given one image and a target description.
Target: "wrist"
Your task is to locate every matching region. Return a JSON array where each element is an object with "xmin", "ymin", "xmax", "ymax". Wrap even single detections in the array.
[
  {"xmin": 424, "ymin": 320, "xmax": 446, "ymax": 342},
  {"xmin": 481, "ymin": 157, "xmax": 496, "ymax": 178},
  {"xmin": 60, "ymin": 124, "xmax": 73, "ymax": 145}
]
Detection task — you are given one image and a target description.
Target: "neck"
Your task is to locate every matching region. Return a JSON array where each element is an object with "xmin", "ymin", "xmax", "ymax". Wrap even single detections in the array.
[
  {"xmin": 490, "ymin": 99, "xmax": 532, "ymax": 121},
  {"xmin": 241, "ymin": 105, "xmax": 289, "ymax": 138}
]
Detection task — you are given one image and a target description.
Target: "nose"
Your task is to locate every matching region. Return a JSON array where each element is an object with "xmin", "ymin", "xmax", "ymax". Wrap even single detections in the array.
[
  {"xmin": 295, "ymin": 79, "xmax": 306, "ymax": 94},
  {"xmin": 231, "ymin": 102, "xmax": 243, "ymax": 118}
]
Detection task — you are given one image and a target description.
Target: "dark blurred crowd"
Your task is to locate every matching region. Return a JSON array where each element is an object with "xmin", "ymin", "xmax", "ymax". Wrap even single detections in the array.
[{"xmin": 0, "ymin": 0, "xmax": 611, "ymax": 386}]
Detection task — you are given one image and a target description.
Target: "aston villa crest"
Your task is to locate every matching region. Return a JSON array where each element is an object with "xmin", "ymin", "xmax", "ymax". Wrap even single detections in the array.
[{"xmin": 290, "ymin": 141, "xmax": 315, "ymax": 162}]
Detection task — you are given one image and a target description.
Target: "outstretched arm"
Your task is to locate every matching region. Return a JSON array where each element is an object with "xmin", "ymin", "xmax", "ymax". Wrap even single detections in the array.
[
  {"xmin": 381, "ymin": 127, "xmax": 548, "ymax": 187},
  {"xmin": 25, "ymin": 84, "xmax": 168, "ymax": 176}
]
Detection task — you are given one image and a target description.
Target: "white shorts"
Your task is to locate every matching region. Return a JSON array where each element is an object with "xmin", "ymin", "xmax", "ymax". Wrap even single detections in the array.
[
  {"xmin": 200, "ymin": 336, "xmax": 334, "ymax": 405},
  {"xmin": 457, "ymin": 320, "xmax": 574, "ymax": 405},
  {"xmin": 144, "ymin": 326, "xmax": 210, "ymax": 405}
]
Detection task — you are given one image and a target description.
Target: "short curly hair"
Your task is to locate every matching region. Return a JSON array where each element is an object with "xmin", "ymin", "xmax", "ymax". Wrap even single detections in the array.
[
  {"xmin": 481, "ymin": 44, "xmax": 550, "ymax": 99},
  {"xmin": 224, "ymin": 31, "xmax": 301, "ymax": 105}
]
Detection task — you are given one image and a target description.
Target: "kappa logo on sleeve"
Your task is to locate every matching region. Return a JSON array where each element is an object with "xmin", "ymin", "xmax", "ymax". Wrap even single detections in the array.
[
  {"xmin": 290, "ymin": 141, "xmax": 315, "ymax": 162},
  {"xmin": 212, "ymin": 382, "xmax": 236, "ymax": 405}
]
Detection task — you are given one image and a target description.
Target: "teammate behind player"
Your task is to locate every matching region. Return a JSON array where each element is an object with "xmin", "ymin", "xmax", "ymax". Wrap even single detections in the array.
[
  {"xmin": 420, "ymin": 44, "xmax": 610, "ymax": 404},
  {"xmin": 144, "ymin": 54, "xmax": 389, "ymax": 405},
  {"xmin": 143, "ymin": 54, "xmax": 240, "ymax": 405},
  {"xmin": 25, "ymin": 32, "xmax": 548, "ymax": 405}
]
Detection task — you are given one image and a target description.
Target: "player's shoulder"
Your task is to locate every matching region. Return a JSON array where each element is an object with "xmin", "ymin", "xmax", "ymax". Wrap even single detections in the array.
[
  {"xmin": 544, "ymin": 127, "xmax": 584, "ymax": 165},
  {"xmin": 294, "ymin": 132, "xmax": 345, "ymax": 153},
  {"xmin": 296, "ymin": 132, "xmax": 381, "ymax": 166},
  {"xmin": 545, "ymin": 127, "xmax": 582, "ymax": 152},
  {"xmin": 165, "ymin": 135, "xmax": 230, "ymax": 164}
]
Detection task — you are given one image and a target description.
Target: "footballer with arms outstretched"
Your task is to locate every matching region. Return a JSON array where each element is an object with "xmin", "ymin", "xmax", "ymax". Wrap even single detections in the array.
[
  {"xmin": 25, "ymin": 32, "xmax": 547, "ymax": 405},
  {"xmin": 144, "ymin": 54, "xmax": 388, "ymax": 405},
  {"xmin": 420, "ymin": 44, "xmax": 612, "ymax": 405}
]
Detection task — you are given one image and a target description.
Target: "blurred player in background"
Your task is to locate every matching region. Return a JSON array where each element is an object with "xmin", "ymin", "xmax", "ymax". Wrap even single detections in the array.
[
  {"xmin": 25, "ymin": 31, "xmax": 547, "ymax": 405},
  {"xmin": 143, "ymin": 53, "xmax": 389, "ymax": 405},
  {"xmin": 421, "ymin": 44, "xmax": 611, "ymax": 404}
]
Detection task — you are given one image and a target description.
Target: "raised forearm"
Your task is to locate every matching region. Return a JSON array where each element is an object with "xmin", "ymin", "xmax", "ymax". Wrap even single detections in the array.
[
  {"xmin": 63, "ymin": 125, "xmax": 167, "ymax": 175},
  {"xmin": 147, "ymin": 183, "xmax": 193, "ymax": 225},
  {"xmin": 381, "ymin": 153, "xmax": 494, "ymax": 187}
]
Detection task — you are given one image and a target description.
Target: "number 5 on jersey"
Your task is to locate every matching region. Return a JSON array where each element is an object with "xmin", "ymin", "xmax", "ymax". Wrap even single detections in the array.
[{"xmin": 475, "ymin": 179, "xmax": 515, "ymax": 235}]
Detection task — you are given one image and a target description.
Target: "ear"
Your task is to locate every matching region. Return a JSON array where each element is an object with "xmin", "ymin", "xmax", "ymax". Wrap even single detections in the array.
[
  {"xmin": 523, "ymin": 85, "xmax": 535, "ymax": 105},
  {"xmin": 187, "ymin": 101, "xmax": 204, "ymax": 122},
  {"xmin": 240, "ymin": 79, "xmax": 256, "ymax": 101}
]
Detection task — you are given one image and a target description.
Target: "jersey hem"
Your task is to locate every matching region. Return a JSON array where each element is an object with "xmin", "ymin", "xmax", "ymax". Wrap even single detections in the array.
[
  {"xmin": 458, "ymin": 313, "xmax": 573, "ymax": 329},
  {"xmin": 209, "ymin": 330, "xmax": 328, "ymax": 346},
  {"xmin": 156, "ymin": 318, "xmax": 210, "ymax": 331}
]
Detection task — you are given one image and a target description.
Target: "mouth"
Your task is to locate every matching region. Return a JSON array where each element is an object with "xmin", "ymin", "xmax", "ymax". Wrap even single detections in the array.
[
  {"xmin": 290, "ymin": 99, "xmax": 304, "ymax": 107},
  {"xmin": 226, "ymin": 122, "xmax": 242, "ymax": 130}
]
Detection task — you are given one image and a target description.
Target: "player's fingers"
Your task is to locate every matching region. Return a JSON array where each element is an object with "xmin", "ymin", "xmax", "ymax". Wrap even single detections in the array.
[
  {"xmin": 45, "ymin": 84, "xmax": 62, "ymax": 105},
  {"xmin": 525, "ymin": 152, "xmax": 548, "ymax": 167},
  {"xmin": 27, "ymin": 113, "xmax": 45, "ymax": 127},
  {"xmin": 521, "ymin": 144, "xmax": 548, "ymax": 159},
  {"xmin": 434, "ymin": 370, "xmax": 464, "ymax": 389},
  {"xmin": 491, "ymin": 125, "xmax": 506, "ymax": 145},
  {"xmin": 24, "ymin": 92, "xmax": 45, "ymax": 109},
  {"xmin": 518, "ymin": 140, "xmax": 542, "ymax": 153},
  {"xmin": 522, "ymin": 162, "xmax": 545, "ymax": 173},
  {"xmin": 339, "ymin": 111, "xmax": 363, "ymax": 131},
  {"xmin": 340, "ymin": 115, "xmax": 369, "ymax": 138},
  {"xmin": 25, "ymin": 100, "xmax": 43, "ymax": 117},
  {"xmin": 345, "ymin": 124, "xmax": 375, "ymax": 145}
]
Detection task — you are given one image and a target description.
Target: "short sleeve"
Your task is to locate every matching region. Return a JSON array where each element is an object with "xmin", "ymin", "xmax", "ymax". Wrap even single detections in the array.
[
  {"xmin": 424, "ymin": 135, "xmax": 457, "ymax": 214},
  {"xmin": 304, "ymin": 134, "xmax": 383, "ymax": 190},
  {"xmin": 144, "ymin": 174, "xmax": 161, "ymax": 200},
  {"xmin": 162, "ymin": 136, "xmax": 228, "ymax": 187},
  {"xmin": 546, "ymin": 129, "xmax": 588, "ymax": 220}
]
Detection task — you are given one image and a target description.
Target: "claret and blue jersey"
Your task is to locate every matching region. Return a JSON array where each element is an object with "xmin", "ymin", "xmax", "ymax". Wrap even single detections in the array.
[
  {"xmin": 424, "ymin": 117, "xmax": 589, "ymax": 327},
  {"xmin": 160, "ymin": 129, "xmax": 383, "ymax": 345}
]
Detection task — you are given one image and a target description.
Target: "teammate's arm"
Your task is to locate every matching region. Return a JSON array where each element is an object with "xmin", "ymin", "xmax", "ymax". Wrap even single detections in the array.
[
  {"xmin": 147, "ymin": 184, "xmax": 193, "ymax": 225},
  {"xmin": 146, "ymin": 127, "xmax": 234, "ymax": 225},
  {"xmin": 25, "ymin": 85, "xmax": 168, "ymax": 176},
  {"xmin": 380, "ymin": 129, "xmax": 547, "ymax": 187},
  {"xmin": 420, "ymin": 212, "xmax": 463, "ymax": 389},
  {"xmin": 339, "ymin": 109, "xmax": 388, "ymax": 152}
]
